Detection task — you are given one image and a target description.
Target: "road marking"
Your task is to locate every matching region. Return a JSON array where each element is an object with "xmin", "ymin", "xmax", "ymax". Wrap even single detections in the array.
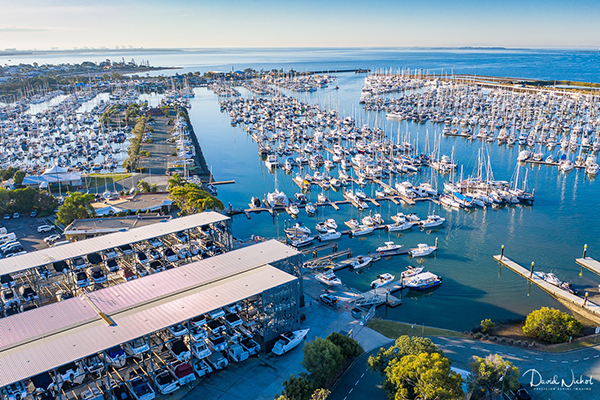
[
  {"xmin": 361, "ymin": 373, "xmax": 365, "ymax": 378},
  {"xmin": 523, "ymin": 355, "xmax": 529, "ymax": 359},
  {"xmin": 562, "ymin": 361, "xmax": 568, "ymax": 364},
  {"xmin": 573, "ymin": 360, "xmax": 579, "ymax": 363},
  {"xmin": 482, "ymin": 348, "xmax": 490, "ymax": 352},
  {"xmin": 550, "ymin": 360, "xmax": 557, "ymax": 363},
  {"xmin": 456, "ymin": 345, "xmax": 465, "ymax": 348},
  {"xmin": 584, "ymin": 357, "xmax": 590, "ymax": 361},
  {"xmin": 349, "ymin": 388, "xmax": 353, "ymax": 394},
  {"xmin": 535, "ymin": 357, "xmax": 543, "ymax": 361},
  {"xmin": 344, "ymin": 397, "xmax": 347, "ymax": 400},
  {"xmin": 355, "ymin": 380, "xmax": 360, "ymax": 386},
  {"xmin": 470, "ymin": 346, "xmax": 478, "ymax": 350},
  {"xmin": 508, "ymin": 353, "xmax": 516, "ymax": 356},
  {"xmin": 594, "ymin": 355, "xmax": 600, "ymax": 358}
]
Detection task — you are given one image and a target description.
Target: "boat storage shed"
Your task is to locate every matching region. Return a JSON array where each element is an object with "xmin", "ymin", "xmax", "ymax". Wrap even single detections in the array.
[
  {"xmin": 0, "ymin": 211, "xmax": 230, "ymax": 277},
  {"xmin": 0, "ymin": 240, "xmax": 301, "ymax": 389}
]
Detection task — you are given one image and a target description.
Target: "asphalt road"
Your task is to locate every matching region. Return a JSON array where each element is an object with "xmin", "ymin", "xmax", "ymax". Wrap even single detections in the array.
[
  {"xmin": 330, "ymin": 336, "xmax": 600, "ymax": 400},
  {"xmin": 329, "ymin": 349, "xmax": 387, "ymax": 400}
]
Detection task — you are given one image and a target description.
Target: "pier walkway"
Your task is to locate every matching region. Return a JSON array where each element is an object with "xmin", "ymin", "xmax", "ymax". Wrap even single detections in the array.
[
  {"xmin": 575, "ymin": 257, "xmax": 600, "ymax": 276},
  {"xmin": 493, "ymin": 255, "xmax": 600, "ymax": 322}
]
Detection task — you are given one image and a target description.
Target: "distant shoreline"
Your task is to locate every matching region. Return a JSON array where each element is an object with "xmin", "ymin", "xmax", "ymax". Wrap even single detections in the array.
[{"xmin": 1, "ymin": 46, "xmax": 598, "ymax": 57}]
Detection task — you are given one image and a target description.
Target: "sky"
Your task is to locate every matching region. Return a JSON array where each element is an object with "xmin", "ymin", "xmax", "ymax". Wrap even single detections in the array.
[{"xmin": 0, "ymin": 0, "xmax": 599, "ymax": 50}]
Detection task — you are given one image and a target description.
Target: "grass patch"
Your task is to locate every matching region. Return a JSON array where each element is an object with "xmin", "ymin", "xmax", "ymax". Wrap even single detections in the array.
[
  {"xmin": 85, "ymin": 173, "xmax": 131, "ymax": 189},
  {"xmin": 367, "ymin": 319, "xmax": 467, "ymax": 339},
  {"xmin": 541, "ymin": 336, "xmax": 600, "ymax": 353}
]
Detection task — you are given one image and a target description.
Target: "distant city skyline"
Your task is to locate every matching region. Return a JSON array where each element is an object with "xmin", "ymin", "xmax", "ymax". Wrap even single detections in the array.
[{"xmin": 1, "ymin": 0, "xmax": 599, "ymax": 50}]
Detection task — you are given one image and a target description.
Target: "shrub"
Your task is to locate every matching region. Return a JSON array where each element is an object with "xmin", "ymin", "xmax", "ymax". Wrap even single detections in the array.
[
  {"xmin": 480, "ymin": 319, "xmax": 495, "ymax": 334},
  {"xmin": 523, "ymin": 307, "xmax": 582, "ymax": 343}
]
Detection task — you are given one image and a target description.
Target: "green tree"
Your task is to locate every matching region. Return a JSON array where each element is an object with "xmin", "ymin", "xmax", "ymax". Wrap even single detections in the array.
[
  {"xmin": 12, "ymin": 170, "xmax": 26, "ymax": 185},
  {"xmin": 385, "ymin": 352, "xmax": 463, "ymax": 400},
  {"xmin": 0, "ymin": 188, "xmax": 9, "ymax": 212},
  {"xmin": 167, "ymin": 173, "xmax": 185, "ymax": 190},
  {"xmin": 368, "ymin": 335, "xmax": 440, "ymax": 375},
  {"xmin": 137, "ymin": 179, "xmax": 151, "ymax": 193},
  {"xmin": 302, "ymin": 338, "xmax": 344, "ymax": 388},
  {"xmin": 169, "ymin": 183, "xmax": 224, "ymax": 215},
  {"xmin": 57, "ymin": 192, "xmax": 96, "ymax": 226},
  {"xmin": 480, "ymin": 319, "xmax": 495, "ymax": 334},
  {"xmin": 279, "ymin": 373, "xmax": 314, "ymax": 400},
  {"xmin": 468, "ymin": 354, "xmax": 519, "ymax": 400},
  {"xmin": 522, "ymin": 307, "xmax": 582, "ymax": 343},
  {"xmin": 326, "ymin": 332, "xmax": 362, "ymax": 360}
]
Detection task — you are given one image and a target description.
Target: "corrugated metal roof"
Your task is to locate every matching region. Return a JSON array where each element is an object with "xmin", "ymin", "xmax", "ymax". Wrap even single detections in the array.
[
  {"xmin": 0, "ymin": 212, "xmax": 228, "ymax": 276},
  {"xmin": 0, "ymin": 241, "xmax": 299, "ymax": 387},
  {"xmin": 0, "ymin": 266, "xmax": 296, "ymax": 387},
  {"xmin": 0, "ymin": 240, "xmax": 297, "ymax": 350}
]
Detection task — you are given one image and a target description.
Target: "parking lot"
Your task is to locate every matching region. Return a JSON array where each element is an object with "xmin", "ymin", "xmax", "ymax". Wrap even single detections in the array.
[{"xmin": 1, "ymin": 214, "xmax": 56, "ymax": 254}]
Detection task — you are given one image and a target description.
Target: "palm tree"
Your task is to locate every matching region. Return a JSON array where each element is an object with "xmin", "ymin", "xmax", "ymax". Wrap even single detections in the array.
[{"xmin": 167, "ymin": 173, "xmax": 185, "ymax": 191}]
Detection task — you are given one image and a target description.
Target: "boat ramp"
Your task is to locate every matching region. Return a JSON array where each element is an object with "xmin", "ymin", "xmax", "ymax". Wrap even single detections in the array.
[{"xmin": 493, "ymin": 255, "xmax": 600, "ymax": 323}]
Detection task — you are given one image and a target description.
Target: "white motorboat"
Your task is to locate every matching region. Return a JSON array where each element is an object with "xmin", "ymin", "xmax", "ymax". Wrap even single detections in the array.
[
  {"xmin": 315, "ymin": 270, "xmax": 342, "ymax": 286},
  {"xmin": 386, "ymin": 221, "xmax": 413, "ymax": 232},
  {"xmin": 544, "ymin": 272, "xmax": 562, "ymax": 287},
  {"xmin": 420, "ymin": 214, "xmax": 445, "ymax": 228},
  {"xmin": 517, "ymin": 150, "xmax": 531, "ymax": 161},
  {"xmin": 400, "ymin": 265, "xmax": 424, "ymax": 279},
  {"xmin": 376, "ymin": 241, "xmax": 403, "ymax": 255},
  {"xmin": 391, "ymin": 212, "xmax": 407, "ymax": 223},
  {"xmin": 324, "ymin": 218, "xmax": 338, "ymax": 230},
  {"xmin": 153, "ymin": 369, "xmax": 179, "ymax": 395},
  {"xmin": 371, "ymin": 273, "xmax": 395, "ymax": 288},
  {"xmin": 351, "ymin": 225, "xmax": 374, "ymax": 236},
  {"xmin": 248, "ymin": 196, "xmax": 261, "ymax": 209},
  {"xmin": 286, "ymin": 204, "xmax": 300, "ymax": 217},
  {"xmin": 265, "ymin": 154, "xmax": 279, "ymax": 169},
  {"xmin": 272, "ymin": 329, "xmax": 310, "ymax": 356},
  {"xmin": 315, "ymin": 221, "xmax": 329, "ymax": 233},
  {"xmin": 344, "ymin": 218, "xmax": 360, "ymax": 229},
  {"xmin": 288, "ymin": 222, "xmax": 311, "ymax": 236},
  {"xmin": 409, "ymin": 243, "xmax": 437, "ymax": 257},
  {"xmin": 318, "ymin": 230, "xmax": 342, "ymax": 241},
  {"xmin": 404, "ymin": 272, "xmax": 442, "ymax": 290},
  {"xmin": 289, "ymin": 235, "xmax": 314, "ymax": 248},
  {"xmin": 124, "ymin": 338, "xmax": 150, "ymax": 358},
  {"xmin": 350, "ymin": 255, "xmax": 372, "ymax": 270},
  {"xmin": 317, "ymin": 193, "xmax": 328, "ymax": 203},
  {"xmin": 361, "ymin": 215, "xmax": 375, "ymax": 226},
  {"xmin": 305, "ymin": 202, "xmax": 316, "ymax": 215}
]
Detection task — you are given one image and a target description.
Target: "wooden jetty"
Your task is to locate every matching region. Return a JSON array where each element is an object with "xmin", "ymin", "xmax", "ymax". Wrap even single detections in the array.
[
  {"xmin": 494, "ymin": 255, "xmax": 600, "ymax": 323},
  {"xmin": 575, "ymin": 257, "xmax": 600, "ymax": 276}
]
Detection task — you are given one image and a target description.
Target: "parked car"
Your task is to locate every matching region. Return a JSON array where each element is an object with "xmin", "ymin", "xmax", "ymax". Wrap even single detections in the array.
[
  {"xmin": 30, "ymin": 210, "xmax": 38, "ymax": 217},
  {"xmin": 319, "ymin": 293, "xmax": 339, "ymax": 308},
  {"xmin": 44, "ymin": 234, "xmax": 61, "ymax": 244},
  {"xmin": 37, "ymin": 225, "xmax": 54, "ymax": 233},
  {"xmin": 12, "ymin": 212, "xmax": 20, "ymax": 219},
  {"xmin": 3, "ymin": 214, "xmax": 10, "ymax": 220}
]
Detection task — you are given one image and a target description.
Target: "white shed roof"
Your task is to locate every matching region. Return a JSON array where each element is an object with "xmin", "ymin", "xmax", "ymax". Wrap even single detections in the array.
[
  {"xmin": 0, "ymin": 211, "xmax": 229, "ymax": 276},
  {"xmin": 0, "ymin": 240, "xmax": 299, "ymax": 387}
]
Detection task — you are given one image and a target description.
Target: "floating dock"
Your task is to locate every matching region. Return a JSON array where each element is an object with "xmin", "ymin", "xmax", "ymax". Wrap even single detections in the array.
[
  {"xmin": 494, "ymin": 255, "xmax": 600, "ymax": 323},
  {"xmin": 575, "ymin": 257, "xmax": 600, "ymax": 276}
]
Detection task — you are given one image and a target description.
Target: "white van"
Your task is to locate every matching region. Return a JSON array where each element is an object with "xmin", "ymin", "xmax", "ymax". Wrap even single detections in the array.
[{"xmin": 0, "ymin": 233, "xmax": 17, "ymax": 244}]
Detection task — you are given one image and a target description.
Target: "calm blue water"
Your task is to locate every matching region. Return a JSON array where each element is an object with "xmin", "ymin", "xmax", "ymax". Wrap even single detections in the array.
[{"xmin": 9, "ymin": 48, "xmax": 600, "ymax": 331}]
